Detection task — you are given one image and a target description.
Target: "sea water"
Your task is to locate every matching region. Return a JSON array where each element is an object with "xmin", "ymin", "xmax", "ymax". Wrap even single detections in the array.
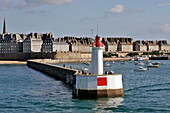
[{"xmin": 0, "ymin": 60, "xmax": 170, "ymax": 113}]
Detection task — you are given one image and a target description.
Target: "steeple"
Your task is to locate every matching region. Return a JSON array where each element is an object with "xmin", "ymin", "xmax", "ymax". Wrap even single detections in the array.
[{"xmin": 3, "ymin": 18, "xmax": 7, "ymax": 34}]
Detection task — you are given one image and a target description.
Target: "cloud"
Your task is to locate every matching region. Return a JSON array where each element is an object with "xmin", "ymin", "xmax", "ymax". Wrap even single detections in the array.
[
  {"xmin": 158, "ymin": 24, "xmax": 170, "ymax": 32},
  {"xmin": 43, "ymin": 0, "xmax": 74, "ymax": 5},
  {"xmin": 16, "ymin": 0, "xmax": 75, "ymax": 9},
  {"xmin": 0, "ymin": 0, "xmax": 12, "ymax": 11},
  {"xmin": 24, "ymin": 9, "xmax": 52, "ymax": 15},
  {"xmin": 107, "ymin": 4, "xmax": 144, "ymax": 14},
  {"xmin": 158, "ymin": 3, "xmax": 170, "ymax": 6},
  {"xmin": 0, "ymin": 0, "xmax": 75, "ymax": 11},
  {"xmin": 107, "ymin": 4, "xmax": 124, "ymax": 14}
]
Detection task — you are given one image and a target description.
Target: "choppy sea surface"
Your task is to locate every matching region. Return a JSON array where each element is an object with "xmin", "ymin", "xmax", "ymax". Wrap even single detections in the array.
[{"xmin": 0, "ymin": 60, "xmax": 170, "ymax": 113}]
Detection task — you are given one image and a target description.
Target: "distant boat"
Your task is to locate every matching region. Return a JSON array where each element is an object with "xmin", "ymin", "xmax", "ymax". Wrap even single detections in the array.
[
  {"xmin": 129, "ymin": 58, "xmax": 134, "ymax": 61},
  {"xmin": 153, "ymin": 62, "xmax": 166, "ymax": 65},
  {"xmin": 105, "ymin": 70, "xmax": 115, "ymax": 74},
  {"xmin": 81, "ymin": 67, "xmax": 89, "ymax": 71},
  {"xmin": 147, "ymin": 63, "xmax": 159, "ymax": 68},
  {"xmin": 160, "ymin": 63, "xmax": 166, "ymax": 65},
  {"xmin": 135, "ymin": 62, "xmax": 145, "ymax": 66},
  {"xmin": 104, "ymin": 62, "xmax": 112, "ymax": 67},
  {"xmin": 135, "ymin": 66, "xmax": 148, "ymax": 71},
  {"xmin": 83, "ymin": 62, "xmax": 90, "ymax": 65},
  {"xmin": 135, "ymin": 57, "xmax": 144, "ymax": 61},
  {"xmin": 83, "ymin": 68, "xmax": 89, "ymax": 71}
]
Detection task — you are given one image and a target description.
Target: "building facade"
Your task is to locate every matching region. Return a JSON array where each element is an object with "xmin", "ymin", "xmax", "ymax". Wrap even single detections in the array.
[
  {"xmin": 133, "ymin": 40, "xmax": 147, "ymax": 51},
  {"xmin": 23, "ymin": 33, "xmax": 43, "ymax": 53},
  {"xmin": 158, "ymin": 40, "xmax": 170, "ymax": 51}
]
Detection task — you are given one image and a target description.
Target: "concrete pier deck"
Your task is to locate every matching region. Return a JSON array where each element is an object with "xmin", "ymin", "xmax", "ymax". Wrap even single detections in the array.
[{"xmin": 32, "ymin": 57, "xmax": 132, "ymax": 64}]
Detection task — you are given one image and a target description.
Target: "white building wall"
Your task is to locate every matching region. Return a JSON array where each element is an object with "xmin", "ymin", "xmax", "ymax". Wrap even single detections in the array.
[
  {"xmin": 53, "ymin": 42, "xmax": 69, "ymax": 52},
  {"xmin": 139, "ymin": 45, "xmax": 147, "ymax": 51},
  {"xmin": 148, "ymin": 45, "xmax": 159, "ymax": 51},
  {"xmin": 31, "ymin": 39, "xmax": 43, "ymax": 52},
  {"xmin": 108, "ymin": 44, "xmax": 117, "ymax": 52},
  {"xmin": 160, "ymin": 45, "xmax": 170, "ymax": 51},
  {"xmin": 121, "ymin": 44, "xmax": 133, "ymax": 51}
]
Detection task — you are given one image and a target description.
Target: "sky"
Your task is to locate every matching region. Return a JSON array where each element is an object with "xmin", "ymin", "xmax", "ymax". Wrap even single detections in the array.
[{"xmin": 0, "ymin": 0, "xmax": 170, "ymax": 42}]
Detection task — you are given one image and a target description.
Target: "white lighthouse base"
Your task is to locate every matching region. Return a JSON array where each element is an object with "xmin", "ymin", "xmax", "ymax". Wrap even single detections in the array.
[{"xmin": 73, "ymin": 74, "xmax": 123, "ymax": 98}]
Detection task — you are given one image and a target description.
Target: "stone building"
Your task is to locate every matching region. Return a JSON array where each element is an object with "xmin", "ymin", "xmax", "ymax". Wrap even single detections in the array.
[
  {"xmin": 69, "ymin": 42, "xmax": 92, "ymax": 52},
  {"xmin": 102, "ymin": 38, "xmax": 117, "ymax": 52},
  {"xmin": 64, "ymin": 36, "xmax": 92, "ymax": 52},
  {"xmin": 53, "ymin": 38, "xmax": 69, "ymax": 52},
  {"xmin": 0, "ymin": 34, "xmax": 18, "ymax": 53},
  {"xmin": 41, "ymin": 33, "xmax": 53, "ymax": 52},
  {"xmin": 102, "ymin": 37, "xmax": 133, "ymax": 52},
  {"xmin": 133, "ymin": 40, "xmax": 147, "ymax": 51},
  {"xmin": 23, "ymin": 33, "xmax": 43, "ymax": 52},
  {"xmin": 145, "ymin": 41, "xmax": 159, "ymax": 51},
  {"xmin": 0, "ymin": 19, "xmax": 23, "ymax": 53},
  {"xmin": 117, "ymin": 38, "xmax": 133, "ymax": 51},
  {"xmin": 118, "ymin": 42, "xmax": 133, "ymax": 51},
  {"xmin": 157, "ymin": 40, "xmax": 170, "ymax": 51}
]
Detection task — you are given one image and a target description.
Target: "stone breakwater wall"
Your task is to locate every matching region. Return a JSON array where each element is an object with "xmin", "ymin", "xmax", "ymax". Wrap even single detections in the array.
[
  {"xmin": 0, "ymin": 52, "xmax": 90, "ymax": 61},
  {"xmin": 27, "ymin": 60, "xmax": 123, "ymax": 98},
  {"xmin": 0, "ymin": 52, "xmax": 55, "ymax": 61},
  {"xmin": 27, "ymin": 60, "xmax": 78, "ymax": 86},
  {"xmin": 54, "ymin": 51, "xmax": 92, "ymax": 59}
]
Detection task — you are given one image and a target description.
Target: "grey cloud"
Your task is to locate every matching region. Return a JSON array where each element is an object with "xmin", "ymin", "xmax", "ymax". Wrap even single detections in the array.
[
  {"xmin": 0, "ymin": 0, "xmax": 12, "ymax": 11},
  {"xmin": 158, "ymin": 3, "xmax": 170, "ymax": 6},
  {"xmin": 24, "ymin": 9, "xmax": 52, "ymax": 15},
  {"xmin": 16, "ymin": 0, "xmax": 74, "ymax": 9}
]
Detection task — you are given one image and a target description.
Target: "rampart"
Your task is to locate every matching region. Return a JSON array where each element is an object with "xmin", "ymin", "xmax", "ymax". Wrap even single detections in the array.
[
  {"xmin": 27, "ymin": 60, "xmax": 78, "ymax": 86},
  {"xmin": 0, "ymin": 52, "xmax": 55, "ymax": 61}
]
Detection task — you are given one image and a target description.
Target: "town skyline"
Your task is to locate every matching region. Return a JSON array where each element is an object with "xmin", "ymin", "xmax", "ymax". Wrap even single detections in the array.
[{"xmin": 0, "ymin": 0, "xmax": 170, "ymax": 42}]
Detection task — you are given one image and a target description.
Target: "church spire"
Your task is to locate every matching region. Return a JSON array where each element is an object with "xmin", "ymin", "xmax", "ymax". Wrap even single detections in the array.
[{"xmin": 3, "ymin": 18, "xmax": 7, "ymax": 34}]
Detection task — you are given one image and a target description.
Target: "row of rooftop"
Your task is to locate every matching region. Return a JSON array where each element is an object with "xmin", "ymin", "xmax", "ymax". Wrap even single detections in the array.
[
  {"xmin": 0, "ymin": 32, "xmax": 169, "ymax": 53},
  {"xmin": 0, "ymin": 18, "xmax": 169, "ymax": 53}
]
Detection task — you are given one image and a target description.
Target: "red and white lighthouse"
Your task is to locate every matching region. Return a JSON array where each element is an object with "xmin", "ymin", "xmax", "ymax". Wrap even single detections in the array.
[
  {"xmin": 74, "ymin": 34, "xmax": 123, "ymax": 98},
  {"xmin": 91, "ymin": 35, "xmax": 103, "ymax": 75}
]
